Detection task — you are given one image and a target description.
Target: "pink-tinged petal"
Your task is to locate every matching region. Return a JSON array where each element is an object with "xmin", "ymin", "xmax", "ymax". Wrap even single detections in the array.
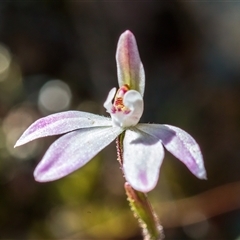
[
  {"xmin": 116, "ymin": 30, "xmax": 145, "ymax": 96},
  {"xmin": 123, "ymin": 128, "xmax": 164, "ymax": 192},
  {"xmin": 15, "ymin": 111, "xmax": 111, "ymax": 147},
  {"xmin": 34, "ymin": 126, "xmax": 123, "ymax": 182},
  {"xmin": 137, "ymin": 124, "xmax": 207, "ymax": 179}
]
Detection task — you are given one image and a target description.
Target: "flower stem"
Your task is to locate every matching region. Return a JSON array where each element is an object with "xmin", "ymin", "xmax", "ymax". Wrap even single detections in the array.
[{"xmin": 116, "ymin": 135, "xmax": 164, "ymax": 240}]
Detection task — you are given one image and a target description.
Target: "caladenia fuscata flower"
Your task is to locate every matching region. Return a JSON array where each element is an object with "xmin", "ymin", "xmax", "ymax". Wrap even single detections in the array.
[
  {"xmin": 15, "ymin": 30, "xmax": 206, "ymax": 193},
  {"xmin": 15, "ymin": 30, "xmax": 206, "ymax": 239}
]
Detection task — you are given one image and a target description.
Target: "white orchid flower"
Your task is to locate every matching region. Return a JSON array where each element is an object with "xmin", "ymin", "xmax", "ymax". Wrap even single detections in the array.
[{"xmin": 15, "ymin": 30, "xmax": 206, "ymax": 192}]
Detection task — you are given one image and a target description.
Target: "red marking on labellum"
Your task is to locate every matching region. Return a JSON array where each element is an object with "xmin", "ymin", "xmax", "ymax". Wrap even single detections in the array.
[{"xmin": 112, "ymin": 84, "xmax": 131, "ymax": 114}]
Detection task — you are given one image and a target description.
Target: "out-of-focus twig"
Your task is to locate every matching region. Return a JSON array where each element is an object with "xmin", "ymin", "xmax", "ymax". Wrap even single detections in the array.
[{"xmin": 158, "ymin": 181, "xmax": 240, "ymax": 227}]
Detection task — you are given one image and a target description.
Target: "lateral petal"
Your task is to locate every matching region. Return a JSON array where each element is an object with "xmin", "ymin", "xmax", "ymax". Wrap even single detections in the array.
[
  {"xmin": 137, "ymin": 124, "xmax": 206, "ymax": 179},
  {"xmin": 123, "ymin": 128, "xmax": 164, "ymax": 192},
  {"xmin": 34, "ymin": 126, "xmax": 123, "ymax": 182},
  {"xmin": 15, "ymin": 111, "xmax": 111, "ymax": 147}
]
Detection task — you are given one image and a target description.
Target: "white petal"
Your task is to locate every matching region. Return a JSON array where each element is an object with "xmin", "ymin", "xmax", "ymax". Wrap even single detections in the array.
[
  {"xmin": 116, "ymin": 30, "xmax": 145, "ymax": 96},
  {"xmin": 137, "ymin": 123, "xmax": 206, "ymax": 179},
  {"xmin": 34, "ymin": 126, "xmax": 123, "ymax": 182},
  {"xmin": 123, "ymin": 90, "xmax": 143, "ymax": 126},
  {"xmin": 136, "ymin": 124, "xmax": 176, "ymax": 144},
  {"xmin": 15, "ymin": 111, "xmax": 112, "ymax": 147},
  {"xmin": 164, "ymin": 125, "xmax": 206, "ymax": 179},
  {"xmin": 103, "ymin": 87, "xmax": 116, "ymax": 112},
  {"xmin": 123, "ymin": 128, "xmax": 164, "ymax": 192}
]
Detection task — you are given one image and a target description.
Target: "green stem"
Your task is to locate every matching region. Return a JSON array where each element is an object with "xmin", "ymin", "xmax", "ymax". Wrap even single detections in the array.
[{"xmin": 116, "ymin": 135, "xmax": 164, "ymax": 240}]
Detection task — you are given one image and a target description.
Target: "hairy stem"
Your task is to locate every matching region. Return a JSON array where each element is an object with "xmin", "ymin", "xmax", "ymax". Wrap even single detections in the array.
[{"xmin": 116, "ymin": 135, "xmax": 164, "ymax": 240}]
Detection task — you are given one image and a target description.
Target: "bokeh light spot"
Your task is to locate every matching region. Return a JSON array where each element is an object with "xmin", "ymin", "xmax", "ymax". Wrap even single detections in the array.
[
  {"xmin": 2, "ymin": 106, "xmax": 42, "ymax": 160},
  {"xmin": 38, "ymin": 80, "xmax": 72, "ymax": 114}
]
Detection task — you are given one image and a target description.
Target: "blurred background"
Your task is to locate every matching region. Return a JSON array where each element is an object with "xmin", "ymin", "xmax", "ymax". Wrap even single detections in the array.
[{"xmin": 0, "ymin": 1, "xmax": 240, "ymax": 239}]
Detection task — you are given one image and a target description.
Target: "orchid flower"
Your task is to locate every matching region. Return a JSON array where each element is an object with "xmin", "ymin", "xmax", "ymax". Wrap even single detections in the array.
[{"xmin": 15, "ymin": 30, "xmax": 206, "ymax": 192}]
